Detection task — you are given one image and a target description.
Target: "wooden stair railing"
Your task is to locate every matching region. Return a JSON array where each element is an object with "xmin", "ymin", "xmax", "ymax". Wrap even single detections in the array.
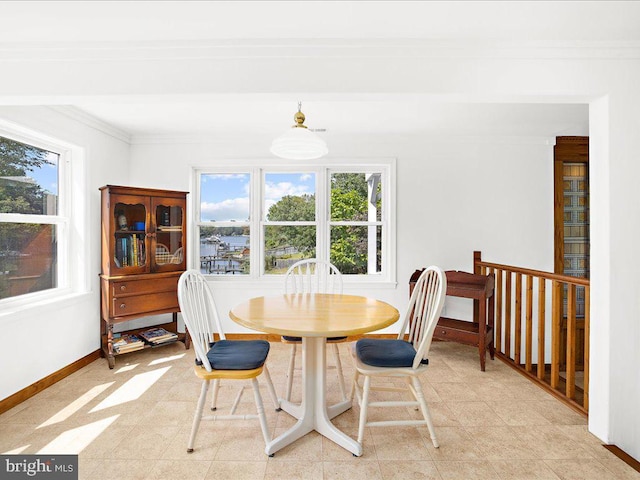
[{"xmin": 473, "ymin": 251, "xmax": 589, "ymax": 414}]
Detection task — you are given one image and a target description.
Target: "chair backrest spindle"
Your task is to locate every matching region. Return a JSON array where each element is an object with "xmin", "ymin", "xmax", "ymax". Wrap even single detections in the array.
[
  {"xmin": 284, "ymin": 259, "xmax": 343, "ymax": 294},
  {"xmin": 396, "ymin": 266, "xmax": 446, "ymax": 369},
  {"xmin": 178, "ymin": 270, "xmax": 227, "ymax": 372}
]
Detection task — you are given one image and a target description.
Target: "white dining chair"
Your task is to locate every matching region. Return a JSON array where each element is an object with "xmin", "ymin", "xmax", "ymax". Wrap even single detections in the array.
[
  {"xmin": 282, "ymin": 259, "xmax": 348, "ymax": 403},
  {"xmin": 178, "ymin": 270, "xmax": 280, "ymax": 453},
  {"xmin": 350, "ymin": 265, "xmax": 447, "ymax": 451}
]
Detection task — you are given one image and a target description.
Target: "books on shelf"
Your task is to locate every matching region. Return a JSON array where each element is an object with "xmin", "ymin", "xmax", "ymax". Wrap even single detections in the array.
[
  {"xmin": 139, "ymin": 327, "xmax": 178, "ymax": 345},
  {"xmin": 114, "ymin": 233, "xmax": 146, "ymax": 268},
  {"xmin": 112, "ymin": 333, "xmax": 145, "ymax": 353},
  {"xmin": 157, "ymin": 225, "xmax": 182, "ymax": 232}
]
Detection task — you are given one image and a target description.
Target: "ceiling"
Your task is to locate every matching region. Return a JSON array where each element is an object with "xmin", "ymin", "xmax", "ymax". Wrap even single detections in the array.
[{"xmin": 3, "ymin": 1, "xmax": 639, "ymax": 140}]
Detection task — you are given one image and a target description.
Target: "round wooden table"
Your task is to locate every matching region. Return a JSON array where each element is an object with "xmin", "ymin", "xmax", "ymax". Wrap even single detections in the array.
[{"xmin": 230, "ymin": 293, "xmax": 400, "ymax": 457}]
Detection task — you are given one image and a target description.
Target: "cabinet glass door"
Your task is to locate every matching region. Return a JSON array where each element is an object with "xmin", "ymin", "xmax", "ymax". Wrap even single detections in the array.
[
  {"xmin": 153, "ymin": 199, "xmax": 185, "ymax": 271},
  {"xmin": 113, "ymin": 199, "xmax": 147, "ymax": 273}
]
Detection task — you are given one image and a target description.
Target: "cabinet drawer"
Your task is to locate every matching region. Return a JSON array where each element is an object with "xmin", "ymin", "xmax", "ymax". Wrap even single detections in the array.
[
  {"xmin": 112, "ymin": 276, "xmax": 178, "ymax": 296},
  {"xmin": 112, "ymin": 291, "xmax": 178, "ymax": 317}
]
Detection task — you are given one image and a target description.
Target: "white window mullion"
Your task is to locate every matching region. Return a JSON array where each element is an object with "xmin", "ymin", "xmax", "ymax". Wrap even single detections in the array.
[
  {"xmin": 254, "ymin": 167, "xmax": 264, "ymax": 277},
  {"xmin": 316, "ymin": 166, "xmax": 328, "ymax": 263}
]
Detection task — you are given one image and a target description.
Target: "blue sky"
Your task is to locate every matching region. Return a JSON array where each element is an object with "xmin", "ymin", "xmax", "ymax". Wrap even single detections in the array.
[
  {"xmin": 200, "ymin": 172, "xmax": 315, "ymax": 222},
  {"xmin": 23, "ymin": 151, "xmax": 59, "ymax": 196}
]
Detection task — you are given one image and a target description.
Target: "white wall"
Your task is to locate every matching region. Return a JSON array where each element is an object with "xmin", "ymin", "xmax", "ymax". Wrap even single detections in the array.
[{"xmin": 0, "ymin": 106, "xmax": 130, "ymax": 401}]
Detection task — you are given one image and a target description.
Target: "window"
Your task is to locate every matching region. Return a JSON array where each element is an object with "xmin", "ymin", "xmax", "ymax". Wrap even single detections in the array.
[
  {"xmin": 0, "ymin": 128, "xmax": 71, "ymax": 302},
  {"xmin": 195, "ymin": 160, "xmax": 395, "ymax": 282}
]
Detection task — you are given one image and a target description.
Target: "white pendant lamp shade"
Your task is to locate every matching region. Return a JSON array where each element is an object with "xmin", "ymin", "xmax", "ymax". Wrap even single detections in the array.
[{"xmin": 270, "ymin": 103, "xmax": 328, "ymax": 160}]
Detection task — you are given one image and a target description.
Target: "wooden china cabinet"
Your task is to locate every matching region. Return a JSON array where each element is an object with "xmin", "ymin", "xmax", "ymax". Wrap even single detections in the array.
[{"xmin": 99, "ymin": 185, "xmax": 190, "ymax": 368}]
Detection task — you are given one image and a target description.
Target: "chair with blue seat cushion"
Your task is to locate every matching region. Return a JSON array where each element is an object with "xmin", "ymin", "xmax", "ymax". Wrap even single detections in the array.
[
  {"xmin": 350, "ymin": 265, "xmax": 446, "ymax": 451},
  {"xmin": 281, "ymin": 259, "xmax": 348, "ymax": 403},
  {"xmin": 178, "ymin": 270, "xmax": 280, "ymax": 453}
]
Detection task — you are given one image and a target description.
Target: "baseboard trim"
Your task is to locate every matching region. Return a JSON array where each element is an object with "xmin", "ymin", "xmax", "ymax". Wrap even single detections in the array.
[
  {"xmin": 0, "ymin": 349, "xmax": 101, "ymax": 415},
  {"xmin": 603, "ymin": 445, "xmax": 640, "ymax": 472}
]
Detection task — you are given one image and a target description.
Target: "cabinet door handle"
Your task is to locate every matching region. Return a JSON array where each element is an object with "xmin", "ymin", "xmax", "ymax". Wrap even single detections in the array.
[
  {"xmin": 120, "ymin": 285, "xmax": 126, "ymax": 291},
  {"xmin": 120, "ymin": 303, "xmax": 126, "ymax": 309}
]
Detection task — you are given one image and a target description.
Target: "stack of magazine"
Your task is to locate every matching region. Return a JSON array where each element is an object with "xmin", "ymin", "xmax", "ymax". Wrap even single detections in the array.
[
  {"xmin": 112, "ymin": 333, "xmax": 145, "ymax": 354},
  {"xmin": 139, "ymin": 327, "xmax": 178, "ymax": 346}
]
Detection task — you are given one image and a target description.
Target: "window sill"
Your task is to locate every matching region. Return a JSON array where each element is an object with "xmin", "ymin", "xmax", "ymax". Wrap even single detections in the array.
[{"xmin": 0, "ymin": 289, "xmax": 93, "ymax": 320}]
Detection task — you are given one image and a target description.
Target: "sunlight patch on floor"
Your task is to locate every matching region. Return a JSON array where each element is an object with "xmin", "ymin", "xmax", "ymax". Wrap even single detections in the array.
[
  {"xmin": 3, "ymin": 444, "xmax": 30, "ymax": 455},
  {"xmin": 115, "ymin": 363, "xmax": 139, "ymax": 374},
  {"xmin": 148, "ymin": 353, "xmax": 186, "ymax": 366},
  {"xmin": 90, "ymin": 367, "xmax": 170, "ymax": 412},
  {"xmin": 37, "ymin": 383, "xmax": 114, "ymax": 429},
  {"xmin": 36, "ymin": 415, "xmax": 119, "ymax": 454}
]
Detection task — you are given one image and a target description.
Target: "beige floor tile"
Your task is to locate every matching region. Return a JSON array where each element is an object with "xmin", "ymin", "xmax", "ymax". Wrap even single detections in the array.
[
  {"xmin": 321, "ymin": 427, "xmax": 377, "ymax": 461},
  {"xmin": 371, "ymin": 428, "xmax": 433, "ymax": 461},
  {"xmin": 488, "ymin": 400, "xmax": 553, "ymax": 426},
  {"xmin": 87, "ymin": 458, "xmax": 151, "ymax": 480},
  {"xmin": 204, "ymin": 461, "xmax": 267, "ymax": 480},
  {"xmin": 422, "ymin": 427, "xmax": 483, "ymax": 461},
  {"xmin": 323, "ymin": 461, "xmax": 384, "ymax": 480},
  {"xmin": 266, "ymin": 427, "xmax": 323, "ymax": 461},
  {"xmin": 544, "ymin": 459, "xmax": 623, "ymax": 480},
  {"xmin": 446, "ymin": 401, "xmax": 507, "ymax": 427},
  {"xmin": 378, "ymin": 460, "xmax": 442, "ymax": 479},
  {"xmin": 144, "ymin": 459, "xmax": 212, "ymax": 480},
  {"xmin": 596, "ymin": 455, "xmax": 640, "ymax": 479},
  {"xmin": 489, "ymin": 459, "xmax": 561, "ymax": 479},
  {"xmin": 214, "ymin": 426, "xmax": 273, "ymax": 461},
  {"xmin": 111, "ymin": 424, "xmax": 181, "ymax": 460},
  {"xmin": 431, "ymin": 383, "xmax": 481, "ymax": 402},
  {"xmin": 1, "ymin": 342, "xmax": 637, "ymax": 480},
  {"xmin": 530, "ymin": 400, "xmax": 589, "ymax": 426},
  {"xmin": 78, "ymin": 458, "xmax": 105, "ymax": 480},
  {"xmin": 264, "ymin": 460, "xmax": 323, "ymax": 480},
  {"xmin": 553, "ymin": 424, "xmax": 610, "ymax": 459},
  {"xmin": 512, "ymin": 425, "xmax": 594, "ymax": 460},
  {"xmin": 434, "ymin": 460, "xmax": 499, "ymax": 480},
  {"xmin": 464, "ymin": 426, "xmax": 534, "ymax": 460},
  {"xmin": 161, "ymin": 424, "xmax": 227, "ymax": 461}
]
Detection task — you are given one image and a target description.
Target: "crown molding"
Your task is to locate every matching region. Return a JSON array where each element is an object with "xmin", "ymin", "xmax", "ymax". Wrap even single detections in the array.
[
  {"xmin": 2, "ymin": 39, "xmax": 640, "ymax": 62},
  {"xmin": 48, "ymin": 106, "xmax": 131, "ymax": 143}
]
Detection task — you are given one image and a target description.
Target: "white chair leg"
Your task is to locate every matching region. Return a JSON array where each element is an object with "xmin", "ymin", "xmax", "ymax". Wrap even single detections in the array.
[
  {"xmin": 350, "ymin": 370, "xmax": 360, "ymax": 403},
  {"xmin": 251, "ymin": 377, "xmax": 271, "ymax": 447},
  {"xmin": 210, "ymin": 378, "xmax": 220, "ymax": 411},
  {"xmin": 262, "ymin": 366, "xmax": 281, "ymax": 411},
  {"xmin": 188, "ymin": 380, "xmax": 210, "ymax": 452},
  {"xmin": 405, "ymin": 377, "xmax": 419, "ymax": 411},
  {"xmin": 285, "ymin": 343, "xmax": 297, "ymax": 402},
  {"xmin": 331, "ymin": 343, "xmax": 347, "ymax": 401},
  {"xmin": 357, "ymin": 375, "xmax": 371, "ymax": 445},
  {"xmin": 412, "ymin": 376, "xmax": 438, "ymax": 448}
]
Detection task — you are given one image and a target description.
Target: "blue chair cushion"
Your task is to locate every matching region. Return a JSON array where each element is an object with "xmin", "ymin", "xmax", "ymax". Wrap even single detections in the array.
[
  {"xmin": 356, "ymin": 338, "xmax": 427, "ymax": 367},
  {"xmin": 282, "ymin": 335, "xmax": 347, "ymax": 342},
  {"xmin": 204, "ymin": 339, "xmax": 270, "ymax": 370}
]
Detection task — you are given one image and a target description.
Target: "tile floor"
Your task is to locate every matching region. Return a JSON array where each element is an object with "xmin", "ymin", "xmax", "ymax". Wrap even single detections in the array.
[{"xmin": 1, "ymin": 340, "xmax": 639, "ymax": 480}]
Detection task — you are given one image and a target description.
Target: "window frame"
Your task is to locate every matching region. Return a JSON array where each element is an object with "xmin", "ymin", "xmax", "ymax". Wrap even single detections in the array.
[
  {"xmin": 0, "ymin": 121, "xmax": 83, "ymax": 309},
  {"xmin": 192, "ymin": 158, "xmax": 396, "ymax": 286}
]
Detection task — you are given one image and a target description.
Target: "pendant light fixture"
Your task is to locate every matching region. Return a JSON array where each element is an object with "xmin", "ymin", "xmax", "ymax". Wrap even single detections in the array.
[{"xmin": 270, "ymin": 102, "xmax": 328, "ymax": 160}]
